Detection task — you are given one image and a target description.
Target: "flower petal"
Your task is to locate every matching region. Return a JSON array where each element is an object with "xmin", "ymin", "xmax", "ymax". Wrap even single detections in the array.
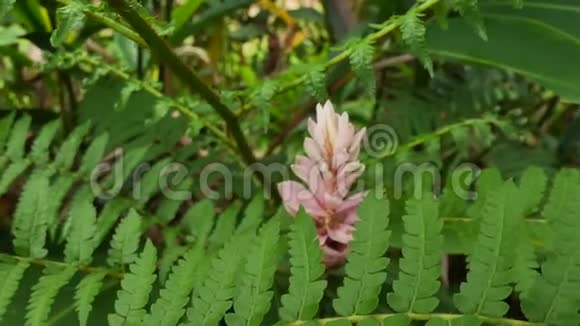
[{"xmin": 277, "ymin": 181, "xmax": 326, "ymax": 217}]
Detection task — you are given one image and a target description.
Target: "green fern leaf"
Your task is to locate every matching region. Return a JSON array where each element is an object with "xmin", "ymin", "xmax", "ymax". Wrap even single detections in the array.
[
  {"xmin": 135, "ymin": 158, "xmax": 170, "ymax": 207},
  {"xmin": 237, "ymin": 194, "xmax": 265, "ymax": 234},
  {"xmin": 226, "ymin": 218, "xmax": 281, "ymax": 326},
  {"xmin": 109, "ymin": 240, "xmax": 158, "ymax": 326},
  {"xmin": 383, "ymin": 314, "xmax": 411, "ymax": 325},
  {"xmin": 182, "ymin": 199, "xmax": 215, "ymax": 245},
  {"xmin": 304, "ymin": 65, "xmax": 328, "ymax": 102},
  {"xmin": 453, "ymin": 0, "xmax": 486, "ymax": 40},
  {"xmin": 107, "ymin": 209, "xmax": 142, "ymax": 267},
  {"xmin": 12, "ymin": 170, "xmax": 51, "ymax": 258},
  {"xmin": 454, "ymin": 181, "xmax": 523, "ymax": 317},
  {"xmin": 51, "ymin": 0, "xmax": 87, "ymax": 47},
  {"xmin": 53, "ymin": 122, "xmax": 91, "ymax": 171},
  {"xmin": 0, "ymin": 160, "xmax": 30, "ymax": 196},
  {"xmin": 522, "ymin": 169, "xmax": 580, "ymax": 325},
  {"xmin": 387, "ymin": 194, "xmax": 442, "ymax": 313},
  {"xmin": 92, "ymin": 199, "xmax": 129, "ymax": 247},
  {"xmin": 145, "ymin": 246, "xmax": 204, "ymax": 326},
  {"xmin": 78, "ymin": 132, "xmax": 109, "ymax": 175},
  {"xmin": 0, "ymin": 112, "xmax": 15, "ymax": 153},
  {"xmin": 513, "ymin": 226, "xmax": 538, "ymax": 298},
  {"xmin": 30, "ymin": 120, "xmax": 60, "ymax": 164},
  {"xmin": 467, "ymin": 168, "xmax": 503, "ymax": 219},
  {"xmin": 184, "ymin": 232, "xmax": 253, "ymax": 326},
  {"xmin": 0, "ymin": 261, "xmax": 29, "ymax": 322},
  {"xmin": 0, "ymin": 0, "xmax": 15, "ymax": 18},
  {"xmin": 333, "ymin": 193, "xmax": 390, "ymax": 316},
  {"xmin": 518, "ymin": 166, "xmax": 547, "ymax": 215},
  {"xmin": 75, "ymin": 271, "xmax": 107, "ymax": 326},
  {"xmin": 5, "ymin": 115, "xmax": 31, "ymax": 160},
  {"xmin": 64, "ymin": 192, "xmax": 98, "ymax": 264},
  {"xmin": 209, "ymin": 201, "xmax": 241, "ymax": 250},
  {"xmin": 250, "ymin": 80, "xmax": 278, "ymax": 132},
  {"xmin": 279, "ymin": 208, "xmax": 327, "ymax": 322},
  {"xmin": 26, "ymin": 265, "xmax": 77, "ymax": 326},
  {"xmin": 400, "ymin": 11, "xmax": 433, "ymax": 76},
  {"xmin": 47, "ymin": 175, "xmax": 75, "ymax": 237},
  {"xmin": 348, "ymin": 39, "xmax": 376, "ymax": 96}
]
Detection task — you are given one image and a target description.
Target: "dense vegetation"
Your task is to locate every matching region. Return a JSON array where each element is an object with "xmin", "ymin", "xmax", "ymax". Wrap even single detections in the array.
[{"xmin": 0, "ymin": 0, "xmax": 579, "ymax": 325}]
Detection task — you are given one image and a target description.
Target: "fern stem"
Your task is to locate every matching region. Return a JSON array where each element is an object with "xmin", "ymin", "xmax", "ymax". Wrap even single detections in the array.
[
  {"xmin": 287, "ymin": 313, "xmax": 542, "ymax": 326},
  {"xmin": 0, "ymin": 253, "xmax": 123, "ymax": 279},
  {"xmin": 106, "ymin": 0, "xmax": 258, "ymax": 168},
  {"xmin": 236, "ymin": 0, "xmax": 442, "ymax": 117}
]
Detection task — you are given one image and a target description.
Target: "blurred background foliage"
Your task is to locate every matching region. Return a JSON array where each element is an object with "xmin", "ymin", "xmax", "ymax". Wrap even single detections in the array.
[{"xmin": 0, "ymin": 0, "xmax": 580, "ymax": 324}]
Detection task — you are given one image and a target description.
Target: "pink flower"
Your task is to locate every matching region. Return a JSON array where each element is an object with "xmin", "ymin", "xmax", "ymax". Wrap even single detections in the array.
[{"xmin": 277, "ymin": 101, "xmax": 366, "ymax": 267}]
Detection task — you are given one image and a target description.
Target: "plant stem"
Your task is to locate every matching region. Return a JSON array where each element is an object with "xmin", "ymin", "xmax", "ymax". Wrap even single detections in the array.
[
  {"xmin": 106, "ymin": 0, "xmax": 257, "ymax": 167},
  {"xmin": 236, "ymin": 0, "xmax": 442, "ymax": 116},
  {"xmin": 287, "ymin": 312, "xmax": 542, "ymax": 326}
]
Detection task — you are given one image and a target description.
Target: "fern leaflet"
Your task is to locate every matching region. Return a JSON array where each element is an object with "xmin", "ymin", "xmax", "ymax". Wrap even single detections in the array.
[
  {"xmin": 29, "ymin": 120, "xmax": 60, "ymax": 164},
  {"xmin": 0, "ymin": 261, "xmax": 29, "ymax": 322},
  {"xmin": 279, "ymin": 208, "xmax": 327, "ymax": 322},
  {"xmin": 78, "ymin": 132, "xmax": 109, "ymax": 175},
  {"xmin": 348, "ymin": 39, "xmax": 376, "ymax": 97},
  {"xmin": 107, "ymin": 209, "xmax": 142, "ymax": 267},
  {"xmin": 400, "ymin": 11, "xmax": 433, "ymax": 76},
  {"xmin": 454, "ymin": 181, "xmax": 523, "ymax": 317},
  {"xmin": 226, "ymin": 218, "xmax": 281, "ymax": 326},
  {"xmin": 26, "ymin": 265, "xmax": 77, "ymax": 326},
  {"xmin": 5, "ymin": 114, "xmax": 31, "ymax": 160},
  {"xmin": 304, "ymin": 65, "xmax": 328, "ymax": 102},
  {"xmin": 388, "ymin": 194, "xmax": 442, "ymax": 313},
  {"xmin": 208, "ymin": 201, "xmax": 241, "ymax": 250},
  {"xmin": 64, "ymin": 192, "xmax": 98, "ymax": 264},
  {"xmin": 75, "ymin": 271, "xmax": 107, "ymax": 326},
  {"xmin": 52, "ymin": 122, "xmax": 91, "ymax": 171},
  {"xmin": 51, "ymin": 0, "xmax": 87, "ymax": 47},
  {"xmin": 108, "ymin": 240, "xmax": 158, "ymax": 326},
  {"xmin": 517, "ymin": 166, "xmax": 547, "ymax": 215},
  {"xmin": 333, "ymin": 193, "xmax": 390, "ymax": 316}
]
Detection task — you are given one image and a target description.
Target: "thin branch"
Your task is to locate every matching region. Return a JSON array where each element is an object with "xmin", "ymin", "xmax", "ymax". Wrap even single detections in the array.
[{"xmin": 106, "ymin": 0, "xmax": 257, "ymax": 167}]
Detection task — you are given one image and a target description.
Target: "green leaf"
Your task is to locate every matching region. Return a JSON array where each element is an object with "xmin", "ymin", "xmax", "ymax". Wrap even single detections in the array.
[
  {"xmin": 145, "ymin": 246, "xmax": 204, "ymax": 326},
  {"xmin": 348, "ymin": 39, "xmax": 376, "ymax": 96},
  {"xmin": 26, "ymin": 265, "xmax": 77, "ymax": 326},
  {"xmin": 46, "ymin": 175, "xmax": 75, "ymax": 237},
  {"xmin": 0, "ymin": 112, "xmax": 15, "ymax": 152},
  {"xmin": 250, "ymin": 80, "xmax": 278, "ymax": 132},
  {"xmin": 107, "ymin": 209, "xmax": 142, "ymax": 267},
  {"xmin": 400, "ymin": 11, "xmax": 433, "ymax": 75},
  {"xmin": 12, "ymin": 170, "xmax": 50, "ymax": 258},
  {"xmin": 427, "ymin": 1, "xmax": 580, "ymax": 103},
  {"xmin": 453, "ymin": 0, "xmax": 486, "ymax": 40},
  {"xmin": 51, "ymin": 1, "xmax": 86, "ymax": 47},
  {"xmin": 279, "ymin": 209, "xmax": 327, "ymax": 322},
  {"xmin": 53, "ymin": 122, "xmax": 91, "ymax": 171},
  {"xmin": 64, "ymin": 192, "xmax": 98, "ymax": 264},
  {"xmin": 522, "ymin": 169, "xmax": 580, "ymax": 325},
  {"xmin": 237, "ymin": 194, "xmax": 265, "ymax": 234},
  {"xmin": 29, "ymin": 120, "xmax": 60, "ymax": 164},
  {"xmin": 78, "ymin": 132, "xmax": 109, "ymax": 175},
  {"xmin": 0, "ymin": 0, "xmax": 16, "ymax": 18},
  {"xmin": 208, "ymin": 201, "xmax": 242, "ymax": 250},
  {"xmin": 171, "ymin": 0, "xmax": 204, "ymax": 32},
  {"xmin": 75, "ymin": 271, "xmax": 107, "ymax": 326},
  {"xmin": 95, "ymin": 199, "xmax": 130, "ymax": 247},
  {"xmin": 387, "ymin": 194, "xmax": 442, "ymax": 313},
  {"xmin": 226, "ymin": 218, "xmax": 281, "ymax": 326},
  {"xmin": 109, "ymin": 240, "xmax": 158, "ymax": 326},
  {"xmin": 304, "ymin": 65, "xmax": 328, "ymax": 102},
  {"xmin": 0, "ymin": 160, "xmax": 30, "ymax": 197},
  {"xmin": 5, "ymin": 115, "xmax": 31, "ymax": 160},
  {"xmin": 517, "ymin": 166, "xmax": 548, "ymax": 215},
  {"xmin": 0, "ymin": 261, "xmax": 29, "ymax": 322},
  {"xmin": 454, "ymin": 181, "xmax": 524, "ymax": 317},
  {"xmin": 333, "ymin": 193, "xmax": 390, "ymax": 316},
  {"xmin": 182, "ymin": 199, "xmax": 215, "ymax": 245},
  {"xmin": 184, "ymin": 232, "xmax": 253, "ymax": 326}
]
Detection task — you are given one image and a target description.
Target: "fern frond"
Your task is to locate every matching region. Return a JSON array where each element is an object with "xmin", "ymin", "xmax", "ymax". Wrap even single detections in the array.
[
  {"xmin": 135, "ymin": 158, "xmax": 170, "ymax": 207},
  {"xmin": 209, "ymin": 201, "xmax": 242, "ymax": 250},
  {"xmin": 29, "ymin": 120, "xmax": 60, "ymax": 164},
  {"xmin": 47, "ymin": 175, "xmax": 76, "ymax": 237},
  {"xmin": 78, "ymin": 132, "xmax": 109, "ymax": 175},
  {"xmin": 348, "ymin": 39, "xmax": 376, "ymax": 96},
  {"xmin": 5, "ymin": 115, "xmax": 31, "ymax": 160},
  {"xmin": 12, "ymin": 170, "xmax": 50, "ymax": 258},
  {"xmin": 454, "ymin": 181, "xmax": 523, "ymax": 317},
  {"xmin": 279, "ymin": 209, "xmax": 327, "ymax": 322},
  {"xmin": 74, "ymin": 271, "xmax": 107, "ymax": 326},
  {"xmin": 452, "ymin": 0, "xmax": 486, "ymax": 40},
  {"xmin": 51, "ymin": 0, "xmax": 87, "ymax": 47},
  {"xmin": 52, "ymin": 122, "xmax": 91, "ymax": 171},
  {"xmin": 0, "ymin": 160, "xmax": 30, "ymax": 196},
  {"xmin": 333, "ymin": 193, "xmax": 390, "ymax": 316},
  {"xmin": 226, "ymin": 218, "xmax": 281, "ymax": 326},
  {"xmin": 25, "ymin": 265, "xmax": 77, "ymax": 326},
  {"xmin": 388, "ymin": 194, "xmax": 442, "ymax": 313},
  {"xmin": 304, "ymin": 65, "xmax": 328, "ymax": 102},
  {"xmin": 237, "ymin": 194, "xmax": 265, "ymax": 234},
  {"xmin": 145, "ymin": 246, "xmax": 204, "ymax": 326},
  {"xmin": 64, "ymin": 192, "xmax": 98, "ymax": 264},
  {"xmin": 182, "ymin": 199, "xmax": 215, "ymax": 245},
  {"xmin": 0, "ymin": 261, "xmax": 29, "ymax": 322},
  {"xmin": 467, "ymin": 168, "xmax": 503, "ymax": 219},
  {"xmin": 107, "ymin": 209, "xmax": 142, "ymax": 266},
  {"xmin": 400, "ymin": 11, "xmax": 433, "ymax": 76},
  {"xmin": 250, "ymin": 80, "xmax": 278, "ymax": 132},
  {"xmin": 522, "ymin": 169, "xmax": 580, "ymax": 325},
  {"xmin": 0, "ymin": 112, "xmax": 15, "ymax": 159},
  {"xmin": 184, "ymin": 233, "xmax": 253, "ymax": 326},
  {"xmin": 94, "ymin": 199, "xmax": 131, "ymax": 247},
  {"xmin": 517, "ymin": 166, "xmax": 547, "ymax": 215},
  {"xmin": 108, "ymin": 240, "xmax": 158, "ymax": 326}
]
